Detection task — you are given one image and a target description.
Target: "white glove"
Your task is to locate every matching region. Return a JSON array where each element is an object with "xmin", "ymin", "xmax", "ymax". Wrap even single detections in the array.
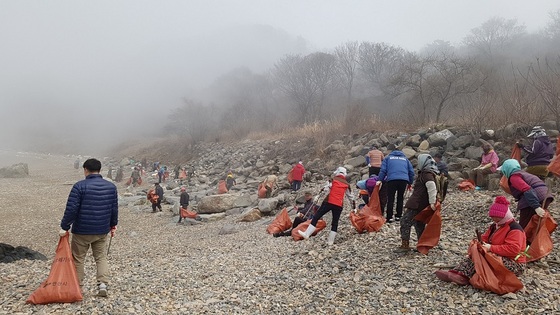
[
  {"xmin": 535, "ymin": 207, "xmax": 545, "ymax": 217},
  {"xmin": 482, "ymin": 243, "xmax": 491, "ymax": 251},
  {"xmin": 313, "ymin": 196, "xmax": 319, "ymax": 203},
  {"xmin": 367, "ymin": 164, "xmax": 371, "ymax": 167},
  {"xmin": 472, "ymin": 166, "xmax": 480, "ymax": 171},
  {"xmin": 430, "ymin": 203, "xmax": 436, "ymax": 210},
  {"xmin": 59, "ymin": 229, "xmax": 68, "ymax": 237}
]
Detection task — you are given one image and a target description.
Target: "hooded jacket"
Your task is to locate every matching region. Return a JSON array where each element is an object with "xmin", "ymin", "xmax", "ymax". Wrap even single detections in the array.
[
  {"xmin": 377, "ymin": 151, "xmax": 415, "ymax": 184},
  {"xmin": 291, "ymin": 163, "xmax": 305, "ymax": 181}
]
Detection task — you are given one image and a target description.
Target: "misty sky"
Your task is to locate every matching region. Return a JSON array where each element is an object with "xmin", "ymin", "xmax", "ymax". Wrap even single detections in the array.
[{"xmin": 0, "ymin": 0, "xmax": 558, "ymax": 155}]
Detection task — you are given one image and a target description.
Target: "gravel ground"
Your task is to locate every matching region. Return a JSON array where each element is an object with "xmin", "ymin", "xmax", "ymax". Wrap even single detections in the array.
[{"xmin": 1, "ymin": 151, "xmax": 560, "ymax": 314}]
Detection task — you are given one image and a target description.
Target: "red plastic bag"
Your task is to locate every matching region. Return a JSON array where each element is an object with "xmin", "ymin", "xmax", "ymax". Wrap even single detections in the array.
[
  {"xmin": 137, "ymin": 177, "xmax": 142, "ymax": 186},
  {"xmin": 179, "ymin": 170, "xmax": 187, "ymax": 180},
  {"xmin": 499, "ymin": 176, "xmax": 511, "ymax": 195},
  {"xmin": 257, "ymin": 183, "xmax": 267, "ymax": 198},
  {"xmin": 26, "ymin": 233, "xmax": 83, "ymax": 304},
  {"xmin": 147, "ymin": 189, "xmax": 159, "ymax": 204},
  {"xmin": 414, "ymin": 203, "xmax": 442, "ymax": 255},
  {"xmin": 458, "ymin": 179, "xmax": 475, "ymax": 191},
  {"xmin": 125, "ymin": 177, "xmax": 132, "ymax": 185},
  {"xmin": 287, "ymin": 169, "xmax": 294, "ymax": 184},
  {"xmin": 266, "ymin": 208, "xmax": 293, "ymax": 234},
  {"xmin": 350, "ymin": 185, "xmax": 386, "ymax": 233},
  {"xmin": 547, "ymin": 137, "xmax": 560, "ymax": 176},
  {"xmin": 217, "ymin": 180, "xmax": 228, "ymax": 194},
  {"xmin": 180, "ymin": 207, "xmax": 198, "ymax": 219},
  {"xmin": 291, "ymin": 219, "xmax": 327, "ymax": 241},
  {"xmin": 468, "ymin": 240, "xmax": 524, "ymax": 295},
  {"xmin": 524, "ymin": 212, "xmax": 558, "ymax": 262}
]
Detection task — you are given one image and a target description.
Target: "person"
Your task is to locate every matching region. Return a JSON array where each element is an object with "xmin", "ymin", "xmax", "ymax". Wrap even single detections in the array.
[
  {"xmin": 130, "ymin": 167, "xmax": 141, "ymax": 187},
  {"xmin": 298, "ymin": 167, "xmax": 355, "ymax": 245},
  {"xmin": 468, "ymin": 143, "xmax": 499, "ymax": 190},
  {"xmin": 158, "ymin": 166, "xmax": 165, "ymax": 183},
  {"xmin": 174, "ymin": 165, "xmax": 181, "ymax": 180},
  {"xmin": 114, "ymin": 166, "xmax": 124, "ymax": 183},
  {"xmin": 262, "ymin": 174, "xmax": 278, "ymax": 198},
  {"xmin": 498, "ymin": 159, "xmax": 553, "ymax": 229},
  {"xmin": 273, "ymin": 191, "xmax": 317, "ymax": 237},
  {"xmin": 377, "ymin": 150, "xmax": 415, "ymax": 223},
  {"xmin": 152, "ymin": 161, "xmax": 160, "ymax": 172},
  {"xmin": 433, "ymin": 153, "xmax": 449, "ymax": 178},
  {"xmin": 290, "ymin": 161, "xmax": 306, "ymax": 192},
  {"xmin": 396, "ymin": 154, "xmax": 438, "ymax": 252},
  {"xmin": 107, "ymin": 166, "xmax": 113, "ymax": 180},
  {"xmin": 366, "ymin": 146, "xmax": 384, "ymax": 176},
  {"xmin": 226, "ymin": 170, "xmax": 236, "ymax": 191},
  {"xmin": 73, "ymin": 158, "xmax": 80, "ymax": 170},
  {"xmin": 59, "ymin": 158, "xmax": 118, "ymax": 297},
  {"xmin": 178, "ymin": 186, "xmax": 190, "ymax": 223},
  {"xmin": 517, "ymin": 126, "xmax": 554, "ymax": 180},
  {"xmin": 355, "ymin": 174, "xmax": 386, "ymax": 212},
  {"xmin": 435, "ymin": 196, "xmax": 526, "ymax": 286},
  {"xmin": 152, "ymin": 182, "xmax": 164, "ymax": 212}
]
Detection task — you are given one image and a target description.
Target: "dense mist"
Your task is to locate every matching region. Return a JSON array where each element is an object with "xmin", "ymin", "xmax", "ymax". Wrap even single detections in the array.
[{"xmin": 0, "ymin": 1, "xmax": 558, "ymax": 156}]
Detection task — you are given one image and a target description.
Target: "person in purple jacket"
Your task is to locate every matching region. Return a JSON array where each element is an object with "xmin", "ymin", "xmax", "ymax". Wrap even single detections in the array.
[
  {"xmin": 377, "ymin": 150, "xmax": 415, "ymax": 223},
  {"xmin": 59, "ymin": 158, "xmax": 118, "ymax": 297},
  {"xmin": 517, "ymin": 126, "xmax": 554, "ymax": 180}
]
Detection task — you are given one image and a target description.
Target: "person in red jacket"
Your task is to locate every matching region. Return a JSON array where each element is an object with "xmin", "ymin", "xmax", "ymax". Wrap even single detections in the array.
[
  {"xmin": 434, "ymin": 196, "xmax": 527, "ymax": 285},
  {"xmin": 290, "ymin": 161, "xmax": 306, "ymax": 192},
  {"xmin": 298, "ymin": 167, "xmax": 355, "ymax": 245}
]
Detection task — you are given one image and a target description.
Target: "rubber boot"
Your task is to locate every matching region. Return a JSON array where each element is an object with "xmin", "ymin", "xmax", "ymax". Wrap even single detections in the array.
[
  {"xmin": 395, "ymin": 239, "xmax": 411, "ymax": 252},
  {"xmin": 297, "ymin": 224, "xmax": 316, "ymax": 240},
  {"xmin": 327, "ymin": 231, "xmax": 337, "ymax": 245}
]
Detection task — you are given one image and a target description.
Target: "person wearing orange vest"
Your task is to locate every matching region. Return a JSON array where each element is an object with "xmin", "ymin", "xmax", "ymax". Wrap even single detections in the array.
[{"xmin": 298, "ymin": 167, "xmax": 355, "ymax": 245}]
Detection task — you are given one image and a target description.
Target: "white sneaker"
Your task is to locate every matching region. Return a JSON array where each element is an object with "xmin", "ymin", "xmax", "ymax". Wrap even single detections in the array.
[{"xmin": 98, "ymin": 283, "xmax": 108, "ymax": 297}]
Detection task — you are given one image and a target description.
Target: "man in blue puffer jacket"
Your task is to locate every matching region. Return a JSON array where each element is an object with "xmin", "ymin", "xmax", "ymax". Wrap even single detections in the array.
[
  {"xmin": 60, "ymin": 158, "xmax": 118, "ymax": 297},
  {"xmin": 377, "ymin": 150, "xmax": 415, "ymax": 223}
]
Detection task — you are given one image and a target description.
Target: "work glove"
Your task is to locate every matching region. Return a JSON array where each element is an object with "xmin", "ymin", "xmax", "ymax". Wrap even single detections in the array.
[
  {"xmin": 482, "ymin": 243, "xmax": 491, "ymax": 251},
  {"xmin": 535, "ymin": 207, "xmax": 546, "ymax": 217},
  {"xmin": 313, "ymin": 196, "xmax": 319, "ymax": 203},
  {"xmin": 375, "ymin": 181, "xmax": 382, "ymax": 189},
  {"xmin": 110, "ymin": 226, "xmax": 117, "ymax": 237},
  {"xmin": 59, "ymin": 229, "xmax": 68, "ymax": 237},
  {"xmin": 367, "ymin": 164, "xmax": 371, "ymax": 167},
  {"xmin": 430, "ymin": 203, "xmax": 436, "ymax": 210}
]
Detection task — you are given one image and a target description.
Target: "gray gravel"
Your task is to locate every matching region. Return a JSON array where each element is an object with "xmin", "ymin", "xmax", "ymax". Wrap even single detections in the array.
[{"xmin": 1, "ymin": 151, "xmax": 560, "ymax": 314}]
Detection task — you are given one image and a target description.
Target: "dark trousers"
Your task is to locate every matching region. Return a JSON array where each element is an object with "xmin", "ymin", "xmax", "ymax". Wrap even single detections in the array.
[
  {"xmin": 292, "ymin": 180, "xmax": 302, "ymax": 191},
  {"xmin": 311, "ymin": 202, "xmax": 343, "ymax": 232},
  {"xmin": 152, "ymin": 199, "xmax": 162, "ymax": 212},
  {"xmin": 400, "ymin": 208, "xmax": 425, "ymax": 241},
  {"xmin": 386, "ymin": 180, "xmax": 408, "ymax": 219},
  {"xmin": 369, "ymin": 166, "xmax": 381, "ymax": 177}
]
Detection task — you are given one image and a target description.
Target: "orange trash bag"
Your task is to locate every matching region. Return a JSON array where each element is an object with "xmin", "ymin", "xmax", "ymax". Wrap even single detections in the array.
[
  {"xmin": 468, "ymin": 240, "xmax": 524, "ymax": 295},
  {"xmin": 179, "ymin": 170, "xmax": 187, "ymax": 180},
  {"xmin": 180, "ymin": 207, "xmax": 198, "ymax": 219},
  {"xmin": 291, "ymin": 219, "xmax": 327, "ymax": 241},
  {"xmin": 137, "ymin": 177, "xmax": 143, "ymax": 186},
  {"xmin": 147, "ymin": 189, "xmax": 159, "ymax": 204},
  {"xmin": 125, "ymin": 177, "xmax": 132, "ymax": 185},
  {"xmin": 217, "ymin": 180, "xmax": 228, "ymax": 194},
  {"xmin": 414, "ymin": 203, "xmax": 442, "ymax": 255},
  {"xmin": 26, "ymin": 233, "xmax": 83, "ymax": 304},
  {"xmin": 524, "ymin": 212, "xmax": 558, "ymax": 262},
  {"xmin": 257, "ymin": 183, "xmax": 268, "ymax": 198},
  {"xmin": 287, "ymin": 169, "xmax": 294, "ymax": 184},
  {"xmin": 547, "ymin": 137, "xmax": 560, "ymax": 177},
  {"xmin": 266, "ymin": 208, "xmax": 293, "ymax": 235},
  {"xmin": 458, "ymin": 179, "xmax": 475, "ymax": 191},
  {"xmin": 350, "ymin": 185, "xmax": 386, "ymax": 233}
]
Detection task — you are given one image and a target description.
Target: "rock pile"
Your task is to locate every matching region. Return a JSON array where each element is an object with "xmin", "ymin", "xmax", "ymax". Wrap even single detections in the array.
[{"xmin": 0, "ymin": 243, "xmax": 46, "ymax": 263}]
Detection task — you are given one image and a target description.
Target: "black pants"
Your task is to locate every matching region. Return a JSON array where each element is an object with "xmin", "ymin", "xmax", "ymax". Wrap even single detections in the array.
[
  {"xmin": 152, "ymin": 199, "xmax": 162, "ymax": 212},
  {"xmin": 311, "ymin": 202, "xmax": 342, "ymax": 232},
  {"xmin": 386, "ymin": 180, "xmax": 408, "ymax": 219},
  {"xmin": 292, "ymin": 180, "xmax": 302, "ymax": 191},
  {"xmin": 369, "ymin": 166, "xmax": 381, "ymax": 177}
]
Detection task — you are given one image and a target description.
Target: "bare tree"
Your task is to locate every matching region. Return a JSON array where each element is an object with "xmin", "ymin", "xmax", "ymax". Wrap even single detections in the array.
[
  {"xmin": 524, "ymin": 57, "xmax": 560, "ymax": 130},
  {"xmin": 463, "ymin": 17, "xmax": 526, "ymax": 62},
  {"xmin": 358, "ymin": 42, "xmax": 406, "ymax": 92},
  {"xmin": 334, "ymin": 41, "xmax": 359, "ymax": 101},
  {"xmin": 168, "ymin": 99, "xmax": 217, "ymax": 143}
]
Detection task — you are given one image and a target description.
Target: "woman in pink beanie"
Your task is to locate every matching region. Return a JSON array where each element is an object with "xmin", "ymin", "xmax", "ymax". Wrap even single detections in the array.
[{"xmin": 434, "ymin": 196, "xmax": 527, "ymax": 286}]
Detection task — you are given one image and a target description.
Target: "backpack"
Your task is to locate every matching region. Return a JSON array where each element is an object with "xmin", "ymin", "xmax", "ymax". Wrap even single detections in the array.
[{"xmin": 435, "ymin": 174, "xmax": 448, "ymax": 203}]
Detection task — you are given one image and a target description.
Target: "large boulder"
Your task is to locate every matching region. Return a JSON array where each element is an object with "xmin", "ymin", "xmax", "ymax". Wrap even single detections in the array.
[
  {"xmin": 0, "ymin": 163, "xmax": 29, "ymax": 178},
  {"xmin": 197, "ymin": 194, "xmax": 239, "ymax": 214},
  {"xmin": 401, "ymin": 147, "xmax": 417, "ymax": 159},
  {"xmin": 239, "ymin": 208, "xmax": 262, "ymax": 222},
  {"xmin": 451, "ymin": 135, "xmax": 475, "ymax": 149},
  {"xmin": 344, "ymin": 156, "xmax": 366, "ymax": 168},
  {"xmin": 417, "ymin": 140, "xmax": 430, "ymax": 151},
  {"xmin": 0, "ymin": 243, "xmax": 46, "ymax": 263},
  {"xmin": 464, "ymin": 146, "xmax": 483, "ymax": 160},
  {"xmin": 257, "ymin": 198, "xmax": 279, "ymax": 214},
  {"xmin": 427, "ymin": 129, "xmax": 454, "ymax": 147}
]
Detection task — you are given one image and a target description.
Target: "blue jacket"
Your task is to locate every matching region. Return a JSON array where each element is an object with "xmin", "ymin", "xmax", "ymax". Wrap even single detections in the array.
[
  {"xmin": 61, "ymin": 174, "xmax": 119, "ymax": 235},
  {"xmin": 378, "ymin": 151, "xmax": 415, "ymax": 184}
]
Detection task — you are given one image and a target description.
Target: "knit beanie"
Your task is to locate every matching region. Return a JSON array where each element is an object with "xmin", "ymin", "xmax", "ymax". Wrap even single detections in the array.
[{"xmin": 488, "ymin": 196, "xmax": 510, "ymax": 218}]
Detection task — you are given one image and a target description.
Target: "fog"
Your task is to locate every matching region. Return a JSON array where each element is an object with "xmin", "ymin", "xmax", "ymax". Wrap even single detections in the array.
[{"xmin": 0, "ymin": 0, "xmax": 558, "ymax": 155}]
